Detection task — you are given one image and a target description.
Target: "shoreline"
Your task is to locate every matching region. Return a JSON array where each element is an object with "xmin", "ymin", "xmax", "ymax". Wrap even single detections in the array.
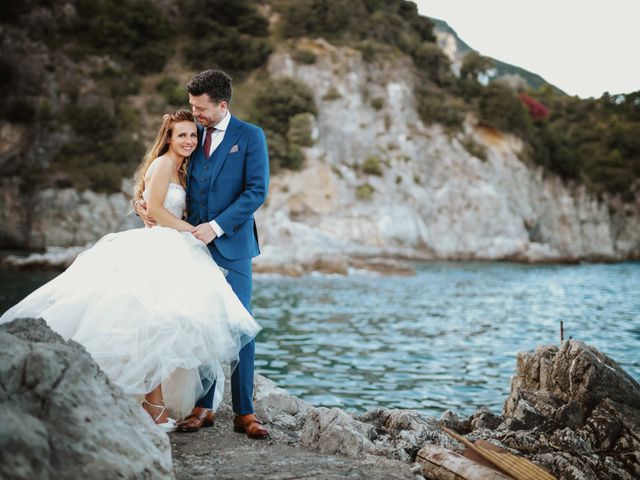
[
  {"xmin": 2, "ymin": 244, "xmax": 639, "ymax": 276},
  {"xmin": 2, "ymin": 318, "xmax": 639, "ymax": 479}
]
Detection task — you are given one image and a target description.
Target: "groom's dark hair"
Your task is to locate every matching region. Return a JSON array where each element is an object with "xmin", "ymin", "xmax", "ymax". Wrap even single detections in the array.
[{"xmin": 187, "ymin": 69, "xmax": 232, "ymax": 104}]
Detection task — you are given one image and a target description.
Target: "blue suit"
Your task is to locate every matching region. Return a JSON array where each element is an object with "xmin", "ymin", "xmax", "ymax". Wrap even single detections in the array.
[{"xmin": 186, "ymin": 115, "xmax": 269, "ymax": 414}]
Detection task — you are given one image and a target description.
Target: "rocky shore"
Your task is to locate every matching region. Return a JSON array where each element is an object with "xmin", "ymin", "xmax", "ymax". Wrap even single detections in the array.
[{"xmin": 1, "ymin": 318, "xmax": 638, "ymax": 479}]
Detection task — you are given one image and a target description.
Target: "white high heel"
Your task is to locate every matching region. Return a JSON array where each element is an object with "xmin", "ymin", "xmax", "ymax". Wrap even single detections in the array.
[{"xmin": 143, "ymin": 400, "xmax": 177, "ymax": 433}]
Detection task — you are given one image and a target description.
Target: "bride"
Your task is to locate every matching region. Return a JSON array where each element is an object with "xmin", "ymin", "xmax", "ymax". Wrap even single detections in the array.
[{"xmin": 0, "ymin": 110, "xmax": 261, "ymax": 432}]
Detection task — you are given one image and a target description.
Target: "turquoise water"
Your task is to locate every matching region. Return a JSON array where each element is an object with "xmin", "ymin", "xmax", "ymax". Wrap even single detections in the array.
[
  {"xmin": 252, "ymin": 262, "xmax": 640, "ymax": 416},
  {"xmin": 2, "ymin": 261, "xmax": 639, "ymax": 417}
]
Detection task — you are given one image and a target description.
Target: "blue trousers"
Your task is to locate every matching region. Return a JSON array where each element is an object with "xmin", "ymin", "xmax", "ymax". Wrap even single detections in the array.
[{"xmin": 195, "ymin": 243, "xmax": 255, "ymax": 415}]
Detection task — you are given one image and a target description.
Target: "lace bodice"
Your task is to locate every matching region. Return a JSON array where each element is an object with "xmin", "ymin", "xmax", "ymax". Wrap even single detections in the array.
[{"xmin": 142, "ymin": 183, "xmax": 186, "ymax": 218}]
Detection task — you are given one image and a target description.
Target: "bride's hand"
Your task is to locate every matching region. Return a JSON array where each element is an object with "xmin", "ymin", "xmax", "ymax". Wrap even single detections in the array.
[
  {"xmin": 191, "ymin": 223, "xmax": 216, "ymax": 244},
  {"xmin": 135, "ymin": 200, "xmax": 157, "ymax": 228}
]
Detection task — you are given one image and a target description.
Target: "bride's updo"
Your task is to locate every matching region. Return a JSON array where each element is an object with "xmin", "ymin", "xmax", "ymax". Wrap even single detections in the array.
[{"xmin": 132, "ymin": 110, "xmax": 195, "ymax": 205}]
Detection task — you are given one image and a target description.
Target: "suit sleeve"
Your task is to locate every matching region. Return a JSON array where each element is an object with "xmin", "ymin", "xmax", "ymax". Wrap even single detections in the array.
[{"xmin": 213, "ymin": 127, "xmax": 269, "ymax": 237}]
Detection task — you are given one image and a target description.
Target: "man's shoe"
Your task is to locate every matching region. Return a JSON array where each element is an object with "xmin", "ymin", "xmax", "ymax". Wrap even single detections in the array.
[
  {"xmin": 233, "ymin": 413, "xmax": 269, "ymax": 439},
  {"xmin": 176, "ymin": 407, "xmax": 215, "ymax": 433}
]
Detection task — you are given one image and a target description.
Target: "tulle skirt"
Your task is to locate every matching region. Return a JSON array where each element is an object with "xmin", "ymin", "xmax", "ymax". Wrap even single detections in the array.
[{"xmin": 0, "ymin": 226, "xmax": 261, "ymax": 418}]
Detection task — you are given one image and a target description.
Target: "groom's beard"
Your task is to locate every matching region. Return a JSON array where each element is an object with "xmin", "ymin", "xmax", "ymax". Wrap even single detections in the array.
[{"xmin": 196, "ymin": 117, "xmax": 214, "ymax": 128}]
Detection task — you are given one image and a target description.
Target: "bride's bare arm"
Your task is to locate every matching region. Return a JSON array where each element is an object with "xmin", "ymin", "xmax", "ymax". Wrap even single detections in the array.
[{"xmin": 144, "ymin": 156, "xmax": 193, "ymax": 231}]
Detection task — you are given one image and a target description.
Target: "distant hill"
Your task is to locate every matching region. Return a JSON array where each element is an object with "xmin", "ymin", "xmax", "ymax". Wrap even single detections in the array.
[{"xmin": 430, "ymin": 17, "xmax": 563, "ymax": 93}]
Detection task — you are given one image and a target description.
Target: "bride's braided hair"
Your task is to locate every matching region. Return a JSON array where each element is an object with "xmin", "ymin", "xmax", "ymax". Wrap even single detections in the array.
[{"xmin": 132, "ymin": 110, "xmax": 194, "ymax": 205}]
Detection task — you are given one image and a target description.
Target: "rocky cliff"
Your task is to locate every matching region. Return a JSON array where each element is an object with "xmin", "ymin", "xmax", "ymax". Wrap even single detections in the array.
[
  {"xmin": 254, "ymin": 41, "xmax": 640, "ymax": 273},
  {"xmin": 2, "ymin": 40, "xmax": 639, "ymax": 272}
]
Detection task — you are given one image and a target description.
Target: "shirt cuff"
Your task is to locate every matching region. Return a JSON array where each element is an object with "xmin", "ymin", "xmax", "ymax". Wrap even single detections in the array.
[{"xmin": 209, "ymin": 220, "xmax": 224, "ymax": 238}]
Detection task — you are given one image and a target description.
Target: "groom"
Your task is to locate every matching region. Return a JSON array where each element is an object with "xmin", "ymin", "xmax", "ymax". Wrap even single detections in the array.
[{"xmin": 138, "ymin": 69, "xmax": 270, "ymax": 439}]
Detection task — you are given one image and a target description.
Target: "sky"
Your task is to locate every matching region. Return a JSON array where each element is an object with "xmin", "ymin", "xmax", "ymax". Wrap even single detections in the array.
[{"xmin": 414, "ymin": 0, "xmax": 640, "ymax": 98}]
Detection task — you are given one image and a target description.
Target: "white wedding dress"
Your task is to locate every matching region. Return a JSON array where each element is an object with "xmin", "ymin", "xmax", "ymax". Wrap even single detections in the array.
[{"xmin": 0, "ymin": 182, "xmax": 261, "ymax": 418}]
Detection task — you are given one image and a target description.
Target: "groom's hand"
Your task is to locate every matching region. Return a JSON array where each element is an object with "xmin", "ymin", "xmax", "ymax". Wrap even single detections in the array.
[
  {"xmin": 192, "ymin": 223, "xmax": 216, "ymax": 244},
  {"xmin": 134, "ymin": 200, "xmax": 156, "ymax": 228}
]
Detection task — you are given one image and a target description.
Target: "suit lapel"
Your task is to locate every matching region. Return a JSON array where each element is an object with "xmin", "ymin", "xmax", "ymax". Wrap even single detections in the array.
[{"xmin": 209, "ymin": 115, "xmax": 241, "ymax": 186}]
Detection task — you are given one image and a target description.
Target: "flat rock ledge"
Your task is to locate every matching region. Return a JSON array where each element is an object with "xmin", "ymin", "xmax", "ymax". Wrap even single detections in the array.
[{"xmin": 2, "ymin": 319, "xmax": 638, "ymax": 479}]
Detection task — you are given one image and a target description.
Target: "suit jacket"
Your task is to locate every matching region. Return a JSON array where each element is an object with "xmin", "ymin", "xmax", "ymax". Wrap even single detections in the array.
[{"xmin": 186, "ymin": 115, "xmax": 269, "ymax": 260}]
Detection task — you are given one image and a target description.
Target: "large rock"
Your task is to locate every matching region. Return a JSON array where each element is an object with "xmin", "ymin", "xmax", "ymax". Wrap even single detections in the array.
[
  {"xmin": 0, "ymin": 318, "xmax": 173, "ymax": 480},
  {"xmin": 460, "ymin": 339, "xmax": 640, "ymax": 479},
  {"xmin": 504, "ymin": 340, "xmax": 640, "ymax": 419}
]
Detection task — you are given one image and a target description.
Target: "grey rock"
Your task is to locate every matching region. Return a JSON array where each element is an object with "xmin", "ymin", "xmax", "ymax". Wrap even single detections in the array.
[
  {"xmin": 469, "ymin": 406, "xmax": 503, "ymax": 431},
  {"xmin": 0, "ymin": 318, "xmax": 173, "ymax": 480},
  {"xmin": 253, "ymin": 374, "xmax": 313, "ymax": 434},
  {"xmin": 505, "ymin": 340, "xmax": 640, "ymax": 419},
  {"xmin": 438, "ymin": 409, "xmax": 469, "ymax": 432},
  {"xmin": 555, "ymin": 400, "xmax": 585, "ymax": 429},
  {"xmin": 359, "ymin": 408, "xmax": 451, "ymax": 462},
  {"xmin": 488, "ymin": 340, "xmax": 640, "ymax": 479},
  {"xmin": 300, "ymin": 407, "xmax": 377, "ymax": 457},
  {"xmin": 504, "ymin": 399, "xmax": 547, "ymax": 431}
]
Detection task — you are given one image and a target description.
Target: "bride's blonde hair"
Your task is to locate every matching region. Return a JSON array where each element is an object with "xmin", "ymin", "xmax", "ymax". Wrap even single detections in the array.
[{"xmin": 132, "ymin": 110, "xmax": 195, "ymax": 204}]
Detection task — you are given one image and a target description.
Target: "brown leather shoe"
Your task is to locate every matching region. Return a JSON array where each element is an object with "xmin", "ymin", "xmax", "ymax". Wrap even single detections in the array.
[
  {"xmin": 233, "ymin": 414, "xmax": 269, "ymax": 439},
  {"xmin": 176, "ymin": 407, "xmax": 215, "ymax": 433}
]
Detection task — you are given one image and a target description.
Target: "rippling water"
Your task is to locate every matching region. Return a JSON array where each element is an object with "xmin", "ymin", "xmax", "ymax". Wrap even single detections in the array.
[
  {"xmin": 253, "ymin": 262, "xmax": 640, "ymax": 416},
  {"xmin": 2, "ymin": 261, "xmax": 639, "ymax": 417}
]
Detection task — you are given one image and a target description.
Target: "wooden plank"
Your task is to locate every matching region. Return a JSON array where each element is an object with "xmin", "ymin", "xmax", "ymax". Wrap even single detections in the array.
[
  {"xmin": 463, "ymin": 440, "xmax": 514, "ymax": 476},
  {"xmin": 441, "ymin": 426, "xmax": 556, "ymax": 480},
  {"xmin": 416, "ymin": 443, "xmax": 514, "ymax": 480}
]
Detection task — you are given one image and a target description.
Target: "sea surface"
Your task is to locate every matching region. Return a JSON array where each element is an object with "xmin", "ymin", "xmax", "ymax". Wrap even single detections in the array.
[{"xmin": 2, "ymin": 261, "xmax": 639, "ymax": 417}]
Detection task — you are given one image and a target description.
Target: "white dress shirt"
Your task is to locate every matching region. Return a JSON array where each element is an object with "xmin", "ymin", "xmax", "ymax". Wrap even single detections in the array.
[{"xmin": 204, "ymin": 111, "xmax": 231, "ymax": 237}]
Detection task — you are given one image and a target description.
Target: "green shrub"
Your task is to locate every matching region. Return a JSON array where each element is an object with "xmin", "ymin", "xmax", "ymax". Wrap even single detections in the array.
[
  {"xmin": 284, "ymin": 144, "xmax": 305, "ymax": 170},
  {"xmin": 287, "ymin": 113, "xmax": 315, "ymax": 147},
  {"xmin": 322, "ymin": 86, "xmax": 342, "ymax": 101},
  {"xmin": 358, "ymin": 40, "xmax": 378, "ymax": 62},
  {"xmin": 0, "ymin": 59, "xmax": 14, "ymax": 89},
  {"xmin": 292, "ymin": 48, "xmax": 317, "ymax": 65},
  {"xmin": 156, "ymin": 76, "xmax": 187, "ymax": 107},
  {"xmin": 86, "ymin": 163, "xmax": 123, "ymax": 192},
  {"xmin": 69, "ymin": 0, "xmax": 175, "ymax": 74},
  {"xmin": 371, "ymin": 97, "xmax": 384, "ymax": 111},
  {"xmin": 477, "ymin": 82, "xmax": 532, "ymax": 137},
  {"xmin": 264, "ymin": 130, "xmax": 307, "ymax": 172},
  {"xmin": 277, "ymin": 0, "xmax": 435, "ymax": 53},
  {"xmin": 412, "ymin": 43, "xmax": 454, "ymax": 86},
  {"xmin": 245, "ymin": 75, "xmax": 315, "ymax": 172},
  {"xmin": 92, "ymin": 67, "xmax": 142, "ymax": 97},
  {"xmin": 51, "ymin": 101, "xmax": 144, "ymax": 191},
  {"xmin": 66, "ymin": 104, "xmax": 117, "ymax": 139},
  {"xmin": 461, "ymin": 137, "xmax": 487, "ymax": 161},
  {"xmin": 279, "ymin": 0, "xmax": 364, "ymax": 39},
  {"xmin": 460, "ymin": 52, "xmax": 494, "ymax": 81},
  {"xmin": 356, "ymin": 183, "xmax": 374, "ymax": 200},
  {"xmin": 250, "ymin": 77, "xmax": 317, "ymax": 136},
  {"xmin": 416, "ymin": 88, "xmax": 466, "ymax": 129},
  {"xmin": 362, "ymin": 156, "xmax": 383, "ymax": 176},
  {"xmin": 5, "ymin": 99, "xmax": 36, "ymax": 123},
  {"xmin": 181, "ymin": 0, "xmax": 271, "ymax": 77}
]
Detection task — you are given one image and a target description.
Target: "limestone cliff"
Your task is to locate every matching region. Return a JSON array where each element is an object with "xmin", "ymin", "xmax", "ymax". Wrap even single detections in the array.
[
  {"xmin": 254, "ymin": 41, "xmax": 640, "ymax": 273},
  {"xmin": 2, "ymin": 41, "xmax": 639, "ymax": 272}
]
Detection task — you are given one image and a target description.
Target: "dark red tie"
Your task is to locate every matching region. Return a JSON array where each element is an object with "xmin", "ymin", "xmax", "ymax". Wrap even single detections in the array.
[{"xmin": 203, "ymin": 127, "xmax": 215, "ymax": 159}]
